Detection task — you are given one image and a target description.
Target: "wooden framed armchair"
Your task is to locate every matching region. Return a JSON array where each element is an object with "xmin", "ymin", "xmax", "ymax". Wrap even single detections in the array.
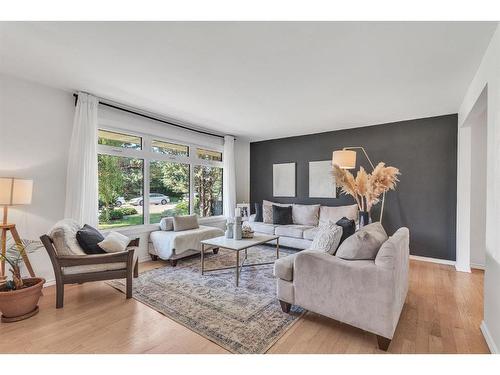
[{"xmin": 40, "ymin": 219, "xmax": 139, "ymax": 308}]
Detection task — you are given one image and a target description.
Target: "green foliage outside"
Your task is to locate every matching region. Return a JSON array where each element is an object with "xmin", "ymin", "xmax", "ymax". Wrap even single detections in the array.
[{"xmin": 98, "ymin": 151, "xmax": 223, "ymax": 229}]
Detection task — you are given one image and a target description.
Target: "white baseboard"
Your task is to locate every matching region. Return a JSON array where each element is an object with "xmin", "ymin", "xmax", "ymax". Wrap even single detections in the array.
[
  {"xmin": 42, "ymin": 254, "xmax": 152, "ymax": 289},
  {"xmin": 409, "ymin": 255, "xmax": 456, "ymax": 266},
  {"xmin": 471, "ymin": 262, "xmax": 485, "ymax": 270},
  {"xmin": 481, "ymin": 321, "xmax": 498, "ymax": 354}
]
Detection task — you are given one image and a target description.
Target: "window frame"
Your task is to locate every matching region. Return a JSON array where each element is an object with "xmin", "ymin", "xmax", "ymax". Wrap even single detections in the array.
[{"xmin": 97, "ymin": 123, "xmax": 224, "ymax": 228}]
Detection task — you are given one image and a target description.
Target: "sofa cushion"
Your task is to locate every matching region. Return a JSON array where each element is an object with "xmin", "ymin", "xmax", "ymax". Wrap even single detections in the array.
[
  {"xmin": 263, "ymin": 200, "xmax": 291, "ymax": 224},
  {"xmin": 336, "ymin": 222, "xmax": 388, "ymax": 260},
  {"xmin": 309, "ymin": 223, "xmax": 343, "ymax": 255},
  {"xmin": 292, "ymin": 204, "xmax": 320, "ymax": 226},
  {"xmin": 49, "ymin": 219, "xmax": 86, "ymax": 256},
  {"xmin": 303, "ymin": 227, "xmax": 320, "ymax": 241},
  {"xmin": 273, "ymin": 253, "xmax": 297, "ymax": 281},
  {"xmin": 275, "ymin": 225, "xmax": 314, "ymax": 239},
  {"xmin": 319, "ymin": 204, "xmax": 358, "ymax": 225},
  {"xmin": 76, "ymin": 224, "xmax": 105, "ymax": 255},
  {"xmin": 250, "ymin": 222, "xmax": 277, "ymax": 235},
  {"xmin": 273, "ymin": 205, "xmax": 293, "ymax": 225},
  {"xmin": 159, "ymin": 217, "xmax": 174, "ymax": 231},
  {"xmin": 173, "ymin": 214, "xmax": 199, "ymax": 232}
]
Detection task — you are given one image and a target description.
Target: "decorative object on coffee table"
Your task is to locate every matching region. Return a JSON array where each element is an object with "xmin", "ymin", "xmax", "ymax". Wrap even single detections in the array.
[
  {"xmin": 332, "ymin": 147, "xmax": 400, "ymax": 225},
  {"xmin": 0, "ymin": 177, "xmax": 36, "ymax": 278},
  {"xmin": 241, "ymin": 222, "xmax": 254, "ymax": 238},
  {"xmin": 200, "ymin": 235, "xmax": 280, "ymax": 287}
]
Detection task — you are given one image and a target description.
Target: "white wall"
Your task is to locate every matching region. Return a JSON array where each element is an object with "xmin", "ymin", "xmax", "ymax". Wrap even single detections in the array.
[
  {"xmin": 0, "ymin": 73, "xmax": 74, "ymax": 283},
  {"xmin": 458, "ymin": 22, "xmax": 500, "ymax": 353},
  {"xmin": 470, "ymin": 109, "xmax": 487, "ymax": 268}
]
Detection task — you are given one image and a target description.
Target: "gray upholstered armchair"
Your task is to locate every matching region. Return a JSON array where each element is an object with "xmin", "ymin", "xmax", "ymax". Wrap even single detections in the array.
[
  {"xmin": 40, "ymin": 219, "xmax": 139, "ymax": 308},
  {"xmin": 274, "ymin": 227, "xmax": 409, "ymax": 351}
]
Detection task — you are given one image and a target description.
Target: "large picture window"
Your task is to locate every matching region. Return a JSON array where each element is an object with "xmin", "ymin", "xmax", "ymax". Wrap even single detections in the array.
[
  {"xmin": 97, "ymin": 127, "xmax": 223, "ymax": 228},
  {"xmin": 149, "ymin": 161, "xmax": 190, "ymax": 223},
  {"xmin": 98, "ymin": 155, "xmax": 144, "ymax": 229},
  {"xmin": 194, "ymin": 165, "xmax": 223, "ymax": 217}
]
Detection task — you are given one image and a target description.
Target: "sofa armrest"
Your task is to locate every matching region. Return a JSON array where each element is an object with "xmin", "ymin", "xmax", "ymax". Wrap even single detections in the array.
[
  {"xmin": 293, "ymin": 251, "xmax": 399, "ymax": 338},
  {"xmin": 249, "ymin": 214, "xmax": 256, "ymax": 222}
]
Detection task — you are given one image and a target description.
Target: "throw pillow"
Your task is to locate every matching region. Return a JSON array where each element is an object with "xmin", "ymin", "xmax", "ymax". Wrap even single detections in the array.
[
  {"xmin": 254, "ymin": 203, "xmax": 263, "ymax": 222},
  {"xmin": 272, "ymin": 205, "xmax": 293, "ymax": 225},
  {"xmin": 335, "ymin": 217, "xmax": 356, "ymax": 245},
  {"xmin": 309, "ymin": 223, "xmax": 343, "ymax": 255},
  {"xmin": 159, "ymin": 217, "xmax": 174, "ymax": 231},
  {"xmin": 336, "ymin": 222, "xmax": 388, "ymax": 260},
  {"xmin": 263, "ymin": 200, "xmax": 291, "ymax": 224},
  {"xmin": 173, "ymin": 214, "xmax": 199, "ymax": 232},
  {"xmin": 319, "ymin": 204, "xmax": 358, "ymax": 225},
  {"xmin": 76, "ymin": 224, "xmax": 106, "ymax": 254},
  {"xmin": 292, "ymin": 204, "xmax": 320, "ymax": 226},
  {"xmin": 98, "ymin": 231, "xmax": 131, "ymax": 253}
]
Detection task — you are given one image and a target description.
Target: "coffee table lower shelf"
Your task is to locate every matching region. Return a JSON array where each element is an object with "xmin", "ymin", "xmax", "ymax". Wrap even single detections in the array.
[{"xmin": 200, "ymin": 235, "xmax": 280, "ymax": 287}]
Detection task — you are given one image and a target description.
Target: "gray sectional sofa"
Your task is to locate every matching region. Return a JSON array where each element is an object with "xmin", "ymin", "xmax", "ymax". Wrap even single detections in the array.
[{"xmin": 249, "ymin": 201, "xmax": 358, "ymax": 249}]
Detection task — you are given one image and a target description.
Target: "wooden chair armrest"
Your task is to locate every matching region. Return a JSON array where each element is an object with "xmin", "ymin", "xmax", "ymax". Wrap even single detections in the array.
[
  {"xmin": 57, "ymin": 250, "xmax": 133, "ymax": 267},
  {"xmin": 127, "ymin": 237, "xmax": 140, "ymax": 248}
]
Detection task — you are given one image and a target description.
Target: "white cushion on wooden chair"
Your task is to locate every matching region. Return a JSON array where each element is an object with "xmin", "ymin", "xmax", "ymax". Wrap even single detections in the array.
[{"xmin": 61, "ymin": 262, "xmax": 127, "ymax": 275}]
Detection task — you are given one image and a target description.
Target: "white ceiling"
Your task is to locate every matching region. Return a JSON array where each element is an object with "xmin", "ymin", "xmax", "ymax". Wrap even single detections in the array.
[{"xmin": 0, "ymin": 22, "xmax": 496, "ymax": 141}]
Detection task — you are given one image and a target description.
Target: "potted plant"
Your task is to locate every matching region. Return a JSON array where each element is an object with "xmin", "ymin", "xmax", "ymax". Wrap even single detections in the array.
[
  {"xmin": 333, "ymin": 162, "xmax": 400, "ymax": 227},
  {"xmin": 0, "ymin": 239, "xmax": 45, "ymax": 322}
]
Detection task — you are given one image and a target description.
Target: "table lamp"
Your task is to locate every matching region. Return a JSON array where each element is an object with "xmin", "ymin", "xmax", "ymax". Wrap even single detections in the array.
[{"xmin": 0, "ymin": 177, "xmax": 35, "ymax": 277}]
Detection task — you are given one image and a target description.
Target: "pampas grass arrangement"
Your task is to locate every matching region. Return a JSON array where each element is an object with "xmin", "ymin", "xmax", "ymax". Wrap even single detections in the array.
[{"xmin": 333, "ymin": 162, "xmax": 400, "ymax": 213}]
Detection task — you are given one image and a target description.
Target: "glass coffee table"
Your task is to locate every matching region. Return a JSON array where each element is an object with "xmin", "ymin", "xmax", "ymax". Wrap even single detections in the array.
[{"xmin": 200, "ymin": 234, "xmax": 280, "ymax": 287}]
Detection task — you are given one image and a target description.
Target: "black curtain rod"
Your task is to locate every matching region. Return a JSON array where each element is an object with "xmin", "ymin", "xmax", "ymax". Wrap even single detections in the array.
[{"xmin": 73, "ymin": 93, "xmax": 225, "ymax": 139}]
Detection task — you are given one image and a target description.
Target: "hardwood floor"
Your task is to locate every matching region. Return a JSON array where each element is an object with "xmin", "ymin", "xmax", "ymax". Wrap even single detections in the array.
[{"xmin": 0, "ymin": 259, "xmax": 489, "ymax": 354}]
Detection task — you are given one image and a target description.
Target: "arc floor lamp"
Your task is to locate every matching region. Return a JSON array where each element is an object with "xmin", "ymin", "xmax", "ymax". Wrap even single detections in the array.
[{"xmin": 332, "ymin": 147, "xmax": 386, "ymax": 224}]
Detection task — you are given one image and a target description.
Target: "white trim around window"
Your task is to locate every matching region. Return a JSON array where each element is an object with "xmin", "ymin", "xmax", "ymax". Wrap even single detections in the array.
[{"xmin": 97, "ymin": 122, "xmax": 224, "ymax": 228}]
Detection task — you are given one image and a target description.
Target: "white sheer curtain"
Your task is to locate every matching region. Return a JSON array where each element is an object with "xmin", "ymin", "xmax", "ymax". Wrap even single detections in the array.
[
  {"xmin": 64, "ymin": 92, "xmax": 99, "ymax": 226},
  {"xmin": 223, "ymin": 135, "xmax": 237, "ymax": 218}
]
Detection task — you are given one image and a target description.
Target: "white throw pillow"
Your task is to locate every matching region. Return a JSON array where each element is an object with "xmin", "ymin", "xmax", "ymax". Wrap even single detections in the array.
[
  {"xmin": 319, "ymin": 204, "xmax": 358, "ymax": 225},
  {"xmin": 98, "ymin": 231, "xmax": 131, "ymax": 253},
  {"xmin": 292, "ymin": 204, "xmax": 320, "ymax": 226},
  {"xmin": 309, "ymin": 223, "xmax": 343, "ymax": 255}
]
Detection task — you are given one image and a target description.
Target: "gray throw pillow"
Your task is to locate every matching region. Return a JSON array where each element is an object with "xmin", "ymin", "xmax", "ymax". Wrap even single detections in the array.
[
  {"xmin": 309, "ymin": 223, "xmax": 343, "ymax": 255},
  {"xmin": 336, "ymin": 222, "xmax": 388, "ymax": 260},
  {"xmin": 173, "ymin": 214, "xmax": 199, "ymax": 232},
  {"xmin": 159, "ymin": 217, "xmax": 174, "ymax": 231}
]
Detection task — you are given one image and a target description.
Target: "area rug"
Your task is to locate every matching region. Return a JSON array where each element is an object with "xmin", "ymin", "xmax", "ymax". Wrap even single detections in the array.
[{"xmin": 108, "ymin": 245, "xmax": 304, "ymax": 354}]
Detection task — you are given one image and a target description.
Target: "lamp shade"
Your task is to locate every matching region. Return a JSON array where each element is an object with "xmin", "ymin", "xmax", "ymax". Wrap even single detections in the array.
[
  {"xmin": 0, "ymin": 178, "xmax": 33, "ymax": 205},
  {"xmin": 332, "ymin": 150, "xmax": 356, "ymax": 169}
]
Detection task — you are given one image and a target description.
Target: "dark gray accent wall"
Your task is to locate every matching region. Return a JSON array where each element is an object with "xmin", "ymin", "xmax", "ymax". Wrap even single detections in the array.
[{"xmin": 250, "ymin": 114, "xmax": 457, "ymax": 261}]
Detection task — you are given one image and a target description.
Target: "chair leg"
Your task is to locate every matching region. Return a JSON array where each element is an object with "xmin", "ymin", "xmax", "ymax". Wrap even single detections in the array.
[
  {"xmin": 126, "ymin": 268, "xmax": 133, "ymax": 299},
  {"xmin": 133, "ymin": 259, "xmax": 139, "ymax": 278},
  {"xmin": 150, "ymin": 254, "xmax": 158, "ymax": 261},
  {"xmin": 279, "ymin": 300, "xmax": 291, "ymax": 313},
  {"xmin": 170, "ymin": 259, "xmax": 177, "ymax": 267},
  {"xmin": 56, "ymin": 282, "xmax": 64, "ymax": 309},
  {"xmin": 376, "ymin": 335, "xmax": 392, "ymax": 351},
  {"xmin": 212, "ymin": 247, "xmax": 219, "ymax": 255}
]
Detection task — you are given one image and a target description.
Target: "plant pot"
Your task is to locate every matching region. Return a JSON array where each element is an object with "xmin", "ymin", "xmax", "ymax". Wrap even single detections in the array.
[
  {"xmin": 0, "ymin": 277, "xmax": 45, "ymax": 323},
  {"xmin": 358, "ymin": 211, "xmax": 370, "ymax": 228}
]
